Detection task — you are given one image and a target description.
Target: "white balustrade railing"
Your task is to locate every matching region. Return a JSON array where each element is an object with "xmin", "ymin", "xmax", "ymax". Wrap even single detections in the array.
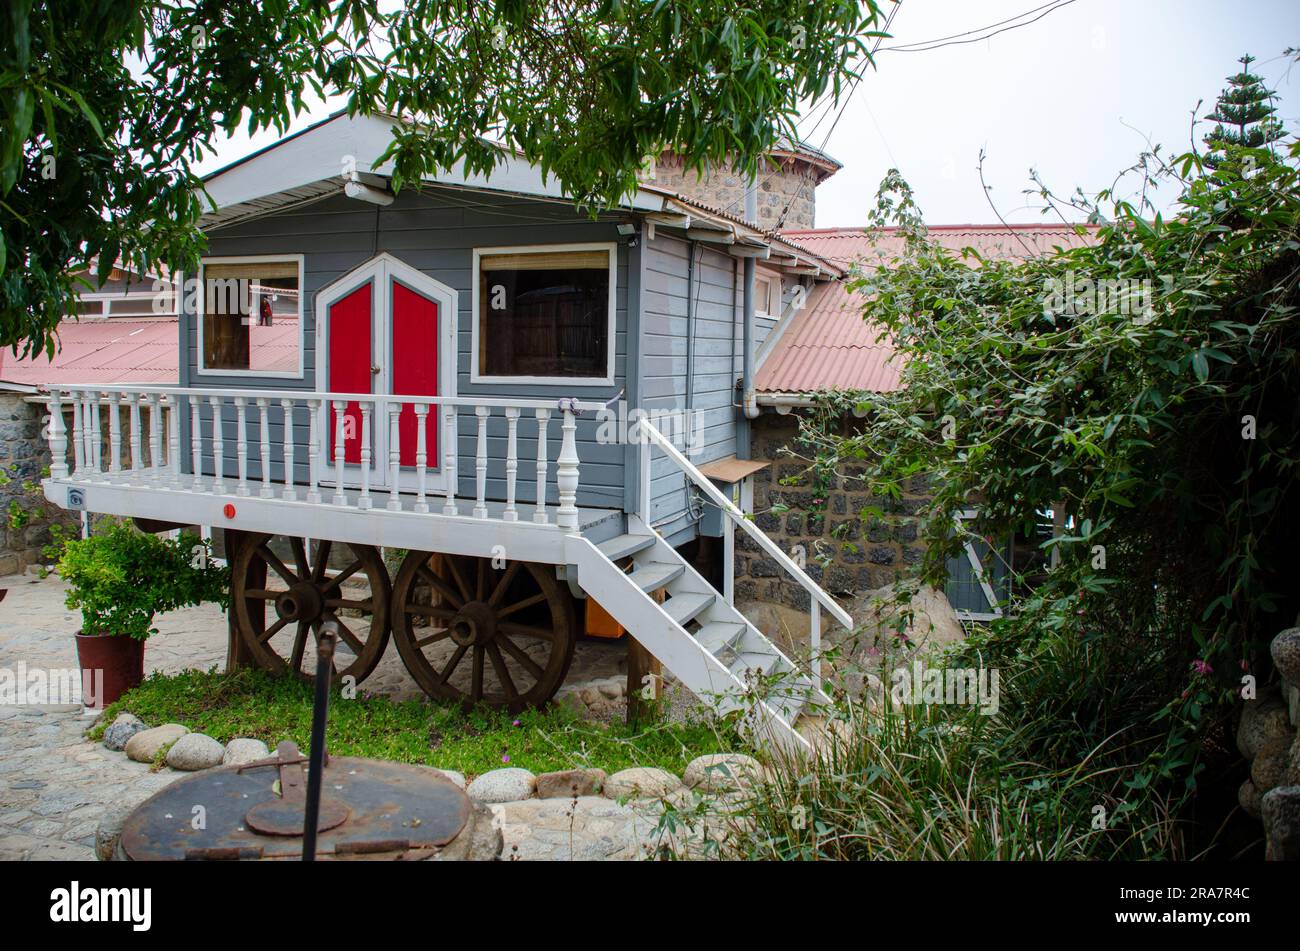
[{"xmin": 42, "ymin": 385, "xmax": 604, "ymax": 532}]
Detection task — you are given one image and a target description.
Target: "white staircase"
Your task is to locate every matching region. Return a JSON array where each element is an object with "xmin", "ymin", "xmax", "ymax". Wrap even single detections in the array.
[{"xmin": 568, "ymin": 519, "xmax": 835, "ymax": 753}]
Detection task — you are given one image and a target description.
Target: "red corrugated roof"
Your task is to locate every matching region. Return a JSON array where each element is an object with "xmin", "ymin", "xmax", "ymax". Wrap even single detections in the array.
[
  {"xmin": 756, "ymin": 224, "xmax": 1099, "ymax": 395},
  {"xmin": 0, "ymin": 318, "xmax": 180, "ymax": 387}
]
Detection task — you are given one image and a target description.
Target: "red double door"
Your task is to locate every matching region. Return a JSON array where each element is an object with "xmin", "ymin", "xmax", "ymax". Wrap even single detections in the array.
[{"xmin": 322, "ymin": 258, "xmax": 450, "ymax": 487}]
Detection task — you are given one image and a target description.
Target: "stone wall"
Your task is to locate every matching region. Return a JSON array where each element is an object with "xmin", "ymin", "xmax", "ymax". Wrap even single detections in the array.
[
  {"xmin": 735, "ymin": 411, "xmax": 929, "ymax": 610},
  {"xmin": 0, "ymin": 393, "xmax": 77, "ymax": 575},
  {"xmin": 652, "ymin": 155, "xmax": 820, "ymax": 231}
]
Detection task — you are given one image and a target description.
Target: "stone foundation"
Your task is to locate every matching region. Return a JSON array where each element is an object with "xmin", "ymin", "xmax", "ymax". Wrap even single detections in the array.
[
  {"xmin": 0, "ymin": 393, "xmax": 77, "ymax": 575},
  {"xmin": 736, "ymin": 412, "xmax": 929, "ymax": 610}
]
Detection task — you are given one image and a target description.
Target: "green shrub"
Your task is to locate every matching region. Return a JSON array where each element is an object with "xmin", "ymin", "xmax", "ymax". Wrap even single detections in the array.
[{"xmin": 56, "ymin": 522, "xmax": 229, "ymax": 639}]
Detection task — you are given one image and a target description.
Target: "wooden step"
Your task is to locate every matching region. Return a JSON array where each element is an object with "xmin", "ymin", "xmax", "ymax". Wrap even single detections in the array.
[
  {"xmin": 597, "ymin": 533, "xmax": 657, "ymax": 561},
  {"xmin": 627, "ymin": 561, "xmax": 684, "ymax": 593},
  {"xmin": 762, "ymin": 673, "xmax": 815, "ymax": 725},
  {"xmin": 663, "ymin": 591, "xmax": 714, "ymax": 627},
  {"xmin": 728, "ymin": 650, "xmax": 784, "ymax": 684},
  {"xmin": 695, "ymin": 621, "xmax": 747, "ymax": 655}
]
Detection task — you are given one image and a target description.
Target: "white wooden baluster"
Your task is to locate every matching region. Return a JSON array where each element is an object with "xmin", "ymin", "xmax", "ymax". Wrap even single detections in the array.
[
  {"xmin": 357, "ymin": 400, "xmax": 372, "ymax": 510},
  {"xmin": 234, "ymin": 397, "xmax": 249, "ymax": 496},
  {"xmin": 78, "ymin": 394, "xmax": 92, "ymax": 474},
  {"xmin": 533, "ymin": 408, "xmax": 549, "ymax": 524},
  {"xmin": 387, "ymin": 402, "xmax": 402, "ymax": 511},
  {"xmin": 189, "ymin": 396, "xmax": 204, "ymax": 491},
  {"xmin": 107, "ymin": 393, "xmax": 122, "ymax": 474},
  {"xmin": 555, "ymin": 403, "xmax": 580, "ymax": 532},
  {"xmin": 332, "ymin": 400, "xmax": 348, "ymax": 506},
  {"xmin": 146, "ymin": 393, "xmax": 162, "ymax": 484},
  {"xmin": 503, "ymin": 407, "xmax": 520, "ymax": 522},
  {"xmin": 168, "ymin": 397, "xmax": 182, "ymax": 486},
  {"xmin": 48, "ymin": 390, "xmax": 69, "ymax": 479},
  {"xmin": 209, "ymin": 395, "xmax": 225, "ymax": 494},
  {"xmin": 280, "ymin": 399, "xmax": 296, "ymax": 501},
  {"xmin": 442, "ymin": 409, "xmax": 458, "ymax": 516},
  {"xmin": 89, "ymin": 392, "xmax": 102, "ymax": 474},
  {"xmin": 413, "ymin": 404, "xmax": 429, "ymax": 514},
  {"xmin": 810, "ymin": 601, "xmax": 822, "ymax": 696},
  {"xmin": 256, "ymin": 397, "xmax": 274, "ymax": 498},
  {"xmin": 306, "ymin": 399, "xmax": 322, "ymax": 503},
  {"xmin": 125, "ymin": 393, "xmax": 142, "ymax": 475},
  {"xmin": 70, "ymin": 394, "xmax": 85, "ymax": 475},
  {"xmin": 473, "ymin": 406, "xmax": 489, "ymax": 519}
]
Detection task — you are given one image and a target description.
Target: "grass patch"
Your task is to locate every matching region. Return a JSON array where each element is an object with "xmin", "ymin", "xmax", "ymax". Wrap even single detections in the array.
[{"xmin": 92, "ymin": 667, "xmax": 736, "ymax": 779}]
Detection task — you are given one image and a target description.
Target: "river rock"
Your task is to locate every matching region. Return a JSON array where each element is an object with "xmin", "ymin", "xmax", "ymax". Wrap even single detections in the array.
[
  {"xmin": 431, "ymin": 802, "xmax": 503, "ymax": 861},
  {"xmin": 124, "ymin": 724, "xmax": 188, "ymax": 763},
  {"xmin": 1261, "ymin": 785, "xmax": 1300, "ymax": 861},
  {"xmin": 102, "ymin": 713, "xmax": 146, "ymax": 752},
  {"xmin": 1238, "ymin": 778, "xmax": 1262, "ymax": 819},
  {"xmin": 536, "ymin": 768, "xmax": 606, "ymax": 798},
  {"xmin": 1271, "ymin": 628, "xmax": 1300, "ymax": 686},
  {"xmin": 1237, "ymin": 694, "xmax": 1291, "ymax": 759},
  {"xmin": 435, "ymin": 769, "xmax": 466, "ymax": 789},
  {"xmin": 165, "ymin": 733, "xmax": 225, "ymax": 771},
  {"xmin": 683, "ymin": 753, "xmax": 763, "ymax": 793},
  {"xmin": 221, "ymin": 738, "xmax": 270, "ymax": 766},
  {"xmin": 604, "ymin": 767, "xmax": 682, "ymax": 800},
  {"xmin": 466, "ymin": 767, "xmax": 536, "ymax": 803}
]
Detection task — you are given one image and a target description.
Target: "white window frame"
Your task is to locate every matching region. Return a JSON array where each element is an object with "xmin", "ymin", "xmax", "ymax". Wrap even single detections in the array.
[
  {"xmin": 195, "ymin": 253, "xmax": 306, "ymax": 379},
  {"xmin": 951, "ymin": 509, "xmax": 1005, "ymax": 622},
  {"xmin": 755, "ymin": 270, "xmax": 781, "ymax": 319},
  {"xmin": 470, "ymin": 242, "xmax": 617, "ymax": 387}
]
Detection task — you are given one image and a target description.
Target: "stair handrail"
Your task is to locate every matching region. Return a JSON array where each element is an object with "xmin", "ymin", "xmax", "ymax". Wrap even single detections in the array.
[{"xmin": 636, "ymin": 418, "xmax": 853, "ymax": 631}]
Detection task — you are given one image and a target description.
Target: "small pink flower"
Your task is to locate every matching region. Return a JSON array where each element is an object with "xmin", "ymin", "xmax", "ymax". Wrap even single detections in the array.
[
  {"xmin": 512, "ymin": 719, "xmax": 521, "ymax": 727},
  {"xmin": 1192, "ymin": 659, "xmax": 1213, "ymax": 676}
]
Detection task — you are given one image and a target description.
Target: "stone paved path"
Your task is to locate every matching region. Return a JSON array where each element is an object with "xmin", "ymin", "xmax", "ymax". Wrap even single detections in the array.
[{"xmin": 0, "ymin": 571, "xmax": 675, "ymax": 861}]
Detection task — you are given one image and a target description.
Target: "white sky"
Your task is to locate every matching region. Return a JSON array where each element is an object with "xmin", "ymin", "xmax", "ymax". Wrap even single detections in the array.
[{"xmin": 195, "ymin": 0, "xmax": 1300, "ymax": 227}]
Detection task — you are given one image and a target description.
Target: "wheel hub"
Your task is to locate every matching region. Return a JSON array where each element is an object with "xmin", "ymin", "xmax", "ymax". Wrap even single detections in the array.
[
  {"xmin": 276, "ymin": 581, "xmax": 324, "ymax": 624},
  {"xmin": 448, "ymin": 601, "xmax": 496, "ymax": 647}
]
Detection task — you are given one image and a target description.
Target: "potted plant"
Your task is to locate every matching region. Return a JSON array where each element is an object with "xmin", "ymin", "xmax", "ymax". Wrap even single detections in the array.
[{"xmin": 55, "ymin": 521, "xmax": 230, "ymax": 707}]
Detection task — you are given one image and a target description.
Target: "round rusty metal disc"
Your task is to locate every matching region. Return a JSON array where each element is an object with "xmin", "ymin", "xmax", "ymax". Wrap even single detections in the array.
[
  {"xmin": 120, "ymin": 757, "xmax": 472, "ymax": 860},
  {"xmin": 245, "ymin": 796, "xmax": 350, "ymax": 836}
]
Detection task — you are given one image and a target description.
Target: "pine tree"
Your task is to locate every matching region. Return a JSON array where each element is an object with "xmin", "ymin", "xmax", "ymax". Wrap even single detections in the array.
[{"xmin": 1203, "ymin": 54, "xmax": 1286, "ymax": 168}]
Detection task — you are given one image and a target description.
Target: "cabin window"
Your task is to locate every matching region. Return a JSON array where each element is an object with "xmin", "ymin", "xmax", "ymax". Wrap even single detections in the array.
[
  {"xmin": 197, "ymin": 256, "xmax": 303, "ymax": 377},
  {"xmin": 473, "ymin": 244, "xmax": 615, "ymax": 384},
  {"xmin": 756, "ymin": 272, "xmax": 781, "ymax": 318}
]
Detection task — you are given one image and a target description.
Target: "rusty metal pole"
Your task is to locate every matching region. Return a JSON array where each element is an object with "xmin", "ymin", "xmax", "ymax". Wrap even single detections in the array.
[{"xmin": 302, "ymin": 620, "xmax": 338, "ymax": 861}]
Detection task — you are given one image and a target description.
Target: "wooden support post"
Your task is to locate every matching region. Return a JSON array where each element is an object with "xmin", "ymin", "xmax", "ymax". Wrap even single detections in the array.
[
  {"xmin": 626, "ymin": 587, "xmax": 665, "ymax": 727},
  {"xmin": 222, "ymin": 529, "xmax": 258, "ymax": 671}
]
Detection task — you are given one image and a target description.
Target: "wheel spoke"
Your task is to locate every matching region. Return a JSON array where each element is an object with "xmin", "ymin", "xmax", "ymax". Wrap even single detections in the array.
[
  {"xmin": 403, "ymin": 603, "xmax": 457, "ymax": 619},
  {"xmin": 320, "ymin": 559, "xmax": 362, "ymax": 594},
  {"xmin": 257, "ymin": 615, "xmax": 290, "ymax": 644},
  {"xmin": 444, "ymin": 556, "xmax": 473, "ymax": 604},
  {"xmin": 257, "ymin": 544, "xmax": 298, "ymax": 586},
  {"xmin": 325, "ymin": 612, "xmax": 365, "ymax": 654},
  {"xmin": 289, "ymin": 622, "xmax": 309, "ymax": 672},
  {"xmin": 415, "ymin": 628, "xmax": 451, "ymax": 649},
  {"xmin": 291, "ymin": 537, "xmax": 310, "ymax": 579},
  {"xmin": 487, "ymin": 643, "xmax": 518, "ymax": 700},
  {"xmin": 497, "ymin": 592, "xmax": 547, "ymax": 619},
  {"xmin": 498, "ymin": 621, "xmax": 554, "ymax": 642},
  {"xmin": 437, "ymin": 644, "xmax": 469, "ymax": 685},
  {"xmin": 471, "ymin": 645, "xmax": 484, "ymax": 702},
  {"xmin": 497, "ymin": 633, "xmax": 545, "ymax": 681},
  {"xmin": 245, "ymin": 588, "xmax": 280, "ymax": 601},
  {"xmin": 417, "ymin": 564, "xmax": 465, "ymax": 609},
  {"xmin": 476, "ymin": 559, "xmax": 487, "ymax": 601},
  {"xmin": 312, "ymin": 540, "xmax": 333, "ymax": 582},
  {"xmin": 486, "ymin": 562, "xmax": 521, "ymax": 608},
  {"xmin": 325, "ymin": 597, "xmax": 374, "ymax": 613}
]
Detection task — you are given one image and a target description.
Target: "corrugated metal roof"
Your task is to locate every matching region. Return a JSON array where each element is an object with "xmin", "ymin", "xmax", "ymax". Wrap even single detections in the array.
[
  {"xmin": 0, "ymin": 318, "xmax": 180, "ymax": 387},
  {"xmin": 756, "ymin": 224, "xmax": 1099, "ymax": 395}
]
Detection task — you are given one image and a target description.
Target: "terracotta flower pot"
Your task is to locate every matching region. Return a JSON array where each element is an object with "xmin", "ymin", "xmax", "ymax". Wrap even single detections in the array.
[{"xmin": 74, "ymin": 632, "xmax": 145, "ymax": 709}]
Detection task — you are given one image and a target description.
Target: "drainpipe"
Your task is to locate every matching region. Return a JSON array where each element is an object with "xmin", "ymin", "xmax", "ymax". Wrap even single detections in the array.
[
  {"xmin": 685, "ymin": 241, "xmax": 697, "ymax": 414},
  {"xmin": 741, "ymin": 174, "xmax": 761, "ymax": 426}
]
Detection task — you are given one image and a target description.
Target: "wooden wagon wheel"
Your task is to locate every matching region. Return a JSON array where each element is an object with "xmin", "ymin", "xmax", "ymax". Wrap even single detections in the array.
[
  {"xmin": 391, "ymin": 552, "xmax": 577, "ymax": 711},
  {"xmin": 232, "ymin": 534, "xmax": 391, "ymax": 684}
]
